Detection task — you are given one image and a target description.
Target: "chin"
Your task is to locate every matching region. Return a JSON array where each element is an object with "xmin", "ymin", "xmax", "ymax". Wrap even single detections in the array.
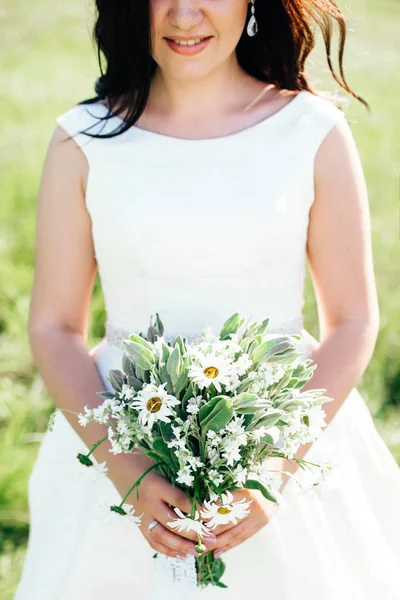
[{"xmin": 163, "ymin": 63, "xmax": 217, "ymax": 81}]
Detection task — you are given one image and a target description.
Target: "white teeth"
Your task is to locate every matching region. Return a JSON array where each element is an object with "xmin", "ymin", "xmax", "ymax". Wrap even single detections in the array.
[{"xmin": 172, "ymin": 38, "xmax": 204, "ymax": 46}]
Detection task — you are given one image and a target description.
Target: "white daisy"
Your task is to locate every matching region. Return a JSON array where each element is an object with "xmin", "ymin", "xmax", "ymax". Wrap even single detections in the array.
[
  {"xmin": 92, "ymin": 399, "xmax": 119, "ymax": 424},
  {"xmin": 186, "ymin": 455, "xmax": 204, "ymax": 471},
  {"xmin": 221, "ymin": 440, "xmax": 242, "ymax": 466},
  {"xmin": 130, "ymin": 382, "xmax": 180, "ymax": 428},
  {"xmin": 177, "ymin": 466, "xmax": 195, "ymax": 487},
  {"xmin": 225, "ymin": 417, "xmax": 247, "ymax": 445},
  {"xmin": 232, "ymin": 465, "xmax": 248, "ymax": 487},
  {"xmin": 208, "ymin": 469, "xmax": 224, "ymax": 487},
  {"xmin": 206, "ymin": 430, "xmax": 221, "ymax": 447},
  {"xmin": 188, "ymin": 353, "xmax": 233, "ymax": 393},
  {"xmin": 167, "ymin": 437, "xmax": 187, "ymax": 450},
  {"xmin": 97, "ymin": 501, "xmax": 142, "ymax": 525},
  {"xmin": 233, "ymin": 353, "xmax": 253, "ymax": 376},
  {"xmin": 166, "ymin": 508, "xmax": 209, "ymax": 538},
  {"xmin": 200, "ymin": 490, "xmax": 252, "ymax": 529},
  {"xmin": 251, "ymin": 425, "xmax": 280, "ymax": 444},
  {"xmin": 78, "ymin": 407, "xmax": 92, "ymax": 427},
  {"xmin": 186, "ymin": 403, "xmax": 200, "ymax": 415},
  {"xmin": 119, "ymin": 383, "xmax": 135, "ymax": 400},
  {"xmin": 259, "ymin": 361, "xmax": 286, "ymax": 385}
]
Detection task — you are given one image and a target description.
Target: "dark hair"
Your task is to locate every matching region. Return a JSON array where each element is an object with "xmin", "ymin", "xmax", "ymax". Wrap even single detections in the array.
[{"xmin": 80, "ymin": 0, "xmax": 368, "ymax": 138}]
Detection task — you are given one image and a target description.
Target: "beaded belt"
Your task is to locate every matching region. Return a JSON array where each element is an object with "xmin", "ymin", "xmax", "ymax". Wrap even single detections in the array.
[{"xmin": 105, "ymin": 316, "xmax": 305, "ymax": 352}]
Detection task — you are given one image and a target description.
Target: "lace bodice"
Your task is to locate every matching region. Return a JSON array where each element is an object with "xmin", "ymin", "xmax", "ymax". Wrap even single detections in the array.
[{"xmin": 56, "ymin": 91, "xmax": 346, "ymax": 344}]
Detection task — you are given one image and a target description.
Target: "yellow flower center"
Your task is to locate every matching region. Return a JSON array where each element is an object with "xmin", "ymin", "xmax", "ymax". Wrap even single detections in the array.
[
  {"xmin": 217, "ymin": 506, "xmax": 232, "ymax": 515},
  {"xmin": 146, "ymin": 396, "xmax": 163, "ymax": 413},
  {"xmin": 204, "ymin": 366, "xmax": 219, "ymax": 378}
]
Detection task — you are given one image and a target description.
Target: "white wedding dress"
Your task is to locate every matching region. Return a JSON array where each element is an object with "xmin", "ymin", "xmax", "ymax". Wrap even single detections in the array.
[{"xmin": 14, "ymin": 90, "xmax": 400, "ymax": 600}]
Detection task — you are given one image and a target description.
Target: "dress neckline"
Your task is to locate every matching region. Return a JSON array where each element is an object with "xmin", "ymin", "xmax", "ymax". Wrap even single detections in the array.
[{"xmin": 95, "ymin": 90, "xmax": 308, "ymax": 143}]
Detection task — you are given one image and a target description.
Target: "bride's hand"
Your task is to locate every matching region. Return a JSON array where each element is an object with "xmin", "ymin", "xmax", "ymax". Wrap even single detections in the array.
[
  {"xmin": 107, "ymin": 453, "xmax": 217, "ymax": 559},
  {"xmin": 206, "ymin": 488, "xmax": 277, "ymax": 558}
]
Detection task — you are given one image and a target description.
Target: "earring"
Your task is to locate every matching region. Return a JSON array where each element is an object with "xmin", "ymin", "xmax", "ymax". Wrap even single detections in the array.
[{"xmin": 247, "ymin": 0, "xmax": 258, "ymax": 37}]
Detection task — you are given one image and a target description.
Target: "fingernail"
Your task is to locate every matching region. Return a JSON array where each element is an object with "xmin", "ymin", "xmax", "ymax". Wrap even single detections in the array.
[
  {"xmin": 203, "ymin": 536, "xmax": 216, "ymax": 546},
  {"xmin": 214, "ymin": 549, "xmax": 224, "ymax": 559},
  {"xmin": 176, "ymin": 553, "xmax": 187, "ymax": 561},
  {"xmin": 187, "ymin": 548, "xmax": 200, "ymax": 556}
]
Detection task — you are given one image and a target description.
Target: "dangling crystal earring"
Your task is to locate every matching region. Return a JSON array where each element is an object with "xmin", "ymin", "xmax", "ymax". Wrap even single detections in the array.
[{"xmin": 247, "ymin": 0, "xmax": 258, "ymax": 37}]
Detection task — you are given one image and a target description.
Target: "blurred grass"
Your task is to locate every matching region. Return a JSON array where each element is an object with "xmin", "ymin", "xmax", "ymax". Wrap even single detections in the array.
[{"xmin": 0, "ymin": 0, "xmax": 399, "ymax": 597}]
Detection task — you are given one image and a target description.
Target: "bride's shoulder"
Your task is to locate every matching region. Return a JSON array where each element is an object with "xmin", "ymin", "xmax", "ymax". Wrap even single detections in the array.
[
  {"xmin": 55, "ymin": 100, "xmax": 108, "ymax": 143},
  {"xmin": 295, "ymin": 89, "xmax": 352, "ymax": 155},
  {"xmin": 298, "ymin": 89, "xmax": 349, "ymax": 130}
]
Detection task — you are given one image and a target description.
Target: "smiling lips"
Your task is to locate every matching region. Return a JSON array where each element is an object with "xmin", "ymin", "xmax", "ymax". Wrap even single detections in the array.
[{"xmin": 164, "ymin": 36, "xmax": 212, "ymax": 55}]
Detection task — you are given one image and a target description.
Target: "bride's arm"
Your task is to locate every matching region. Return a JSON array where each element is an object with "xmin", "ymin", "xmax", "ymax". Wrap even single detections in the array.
[
  {"xmin": 281, "ymin": 115, "xmax": 380, "ymax": 482},
  {"xmin": 28, "ymin": 127, "xmax": 209, "ymax": 558},
  {"xmin": 29, "ymin": 126, "xmax": 111, "ymax": 459}
]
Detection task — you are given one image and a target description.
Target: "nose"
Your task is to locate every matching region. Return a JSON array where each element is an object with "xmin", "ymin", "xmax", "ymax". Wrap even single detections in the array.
[{"xmin": 168, "ymin": 0, "xmax": 203, "ymax": 30}]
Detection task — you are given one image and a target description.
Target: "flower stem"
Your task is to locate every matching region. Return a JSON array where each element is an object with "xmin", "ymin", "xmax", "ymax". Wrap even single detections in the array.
[
  {"xmin": 87, "ymin": 435, "xmax": 109, "ymax": 458},
  {"xmin": 119, "ymin": 462, "xmax": 162, "ymax": 507},
  {"xmin": 186, "ymin": 491, "xmax": 197, "ymax": 519}
]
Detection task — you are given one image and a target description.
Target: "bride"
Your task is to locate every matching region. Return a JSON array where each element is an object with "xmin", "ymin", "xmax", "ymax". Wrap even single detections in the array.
[{"xmin": 15, "ymin": 0, "xmax": 400, "ymax": 598}]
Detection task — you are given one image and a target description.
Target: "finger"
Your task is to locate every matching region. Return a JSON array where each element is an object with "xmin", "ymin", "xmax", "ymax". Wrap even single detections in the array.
[
  {"xmin": 213, "ymin": 524, "xmax": 257, "ymax": 559},
  {"xmin": 151, "ymin": 502, "xmax": 217, "ymax": 549},
  {"xmin": 150, "ymin": 522, "xmax": 202, "ymax": 556},
  {"xmin": 207, "ymin": 517, "xmax": 244, "ymax": 537},
  {"xmin": 213, "ymin": 525, "xmax": 258, "ymax": 559},
  {"xmin": 212, "ymin": 519, "xmax": 253, "ymax": 551},
  {"xmin": 149, "ymin": 502, "xmax": 197, "ymax": 542},
  {"xmin": 141, "ymin": 525, "xmax": 187, "ymax": 560},
  {"xmin": 161, "ymin": 484, "xmax": 193, "ymax": 514}
]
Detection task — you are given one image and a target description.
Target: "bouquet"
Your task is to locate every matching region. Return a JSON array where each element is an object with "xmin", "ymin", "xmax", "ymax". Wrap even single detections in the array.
[{"xmin": 74, "ymin": 312, "xmax": 331, "ymax": 589}]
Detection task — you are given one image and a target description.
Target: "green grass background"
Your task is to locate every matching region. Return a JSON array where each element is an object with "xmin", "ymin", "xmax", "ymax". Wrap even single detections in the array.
[{"xmin": 0, "ymin": 0, "xmax": 399, "ymax": 597}]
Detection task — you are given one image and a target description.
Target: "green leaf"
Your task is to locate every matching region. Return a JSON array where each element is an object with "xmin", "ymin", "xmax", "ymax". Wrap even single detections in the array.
[
  {"xmin": 252, "ymin": 337, "xmax": 292, "ymax": 364},
  {"xmin": 255, "ymin": 318, "xmax": 270, "ymax": 336},
  {"xmin": 243, "ymin": 413, "xmax": 255, "ymax": 429},
  {"xmin": 199, "ymin": 396, "xmax": 234, "ymax": 433},
  {"xmin": 126, "ymin": 375, "xmax": 143, "ymax": 391},
  {"xmin": 247, "ymin": 339, "xmax": 260, "ymax": 359},
  {"xmin": 253, "ymin": 411, "xmax": 283, "ymax": 429},
  {"xmin": 129, "ymin": 333, "xmax": 154, "ymax": 353},
  {"xmin": 233, "ymin": 392, "xmax": 271, "ymax": 415},
  {"xmin": 130, "ymin": 340, "xmax": 154, "ymax": 362},
  {"xmin": 146, "ymin": 325, "xmax": 159, "ymax": 343},
  {"xmin": 239, "ymin": 337, "xmax": 251, "ymax": 353},
  {"xmin": 123, "ymin": 341, "xmax": 154, "ymax": 370},
  {"xmin": 159, "ymin": 421, "xmax": 175, "ymax": 443},
  {"xmin": 277, "ymin": 397, "xmax": 305, "ymax": 411},
  {"xmin": 212, "ymin": 557, "xmax": 226, "ymax": 580},
  {"xmin": 155, "ymin": 313, "xmax": 164, "ymax": 336},
  {"xmin": 259, "ymin": 432, "xmax": 278, "ymax": 445},
  {"xmin": 96, "ymin": 391, "xmax": 116, "ymax": 401},
  {"xmin": 220, "ymin": 312, "xmax": 241, "ymax": 340},
  {"xmin": 109, "ymin": 370, "xmax": 125, "ymax": 392},
  {"xmin": 198, "ymin": 395, "xmax": 223, "ymax": 422},
  {"xmin": 233, "ymin": 393, "xmax": 269, "ymax": 414},
  {"xmin": 174, "ymin": 336, "xmax": 186, "ymax": 356},
  {"xmin": 167, "ymin": 346, "xmax": 182, "ymax": 387},
  {"xmin": 152, "ymin": 437, "xmax": 178, "ymax": 471},
  {"xmin": 122, "ymin": 353, "xmax": 136, "ymax": 377},
  {"xmin": 161, "ymin": 342, "xmax": 172, "ymax": 363},
  {"xmin": 182, "ymin": 384, "xmax": 195, "ymax": 403},
  {"xmin": 269, "ymin": 348, "xmax": 303, "ymax": 364},
  {"xmin": 174, "ymin": 369, "xmax": 189, "ymax": 397},
  {"xmin": 244, "ymin": 479, "xmax": 277, "ymax": 503},
  {"xmin": 234, "ymin": 392, "xmax": 260, "ymax": 405}
]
